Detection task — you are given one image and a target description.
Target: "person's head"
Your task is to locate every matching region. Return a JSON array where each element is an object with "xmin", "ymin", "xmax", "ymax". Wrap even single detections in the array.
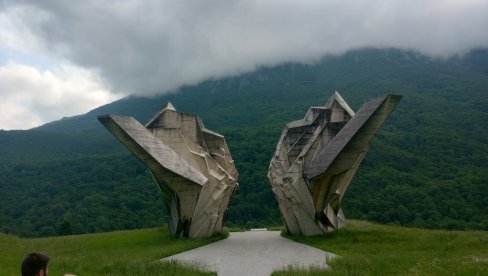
[{"xmin": 21, "ymin": 252, "xmax": 49, "ymax": 276}]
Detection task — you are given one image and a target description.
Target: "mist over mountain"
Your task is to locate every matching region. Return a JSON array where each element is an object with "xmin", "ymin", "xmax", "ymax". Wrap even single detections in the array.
[
  {"xmin": 2, "ymin": 1, "xmax": 488, "ymax": 131},
  {"xmin": 0, "ymin": 48, "xmax": 487, "ymax": 237}
]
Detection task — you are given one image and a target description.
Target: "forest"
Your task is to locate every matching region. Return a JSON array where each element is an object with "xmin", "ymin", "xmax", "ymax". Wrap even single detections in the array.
[{"xmin": 0, "ymin": 48, "xmax": 487, "ymax": 237}]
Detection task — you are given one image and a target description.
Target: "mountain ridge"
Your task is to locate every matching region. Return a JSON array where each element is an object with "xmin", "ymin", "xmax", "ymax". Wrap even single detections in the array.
[{"xmin": 1, "ymin": 47, "xmax": 487, "ymax": 237}]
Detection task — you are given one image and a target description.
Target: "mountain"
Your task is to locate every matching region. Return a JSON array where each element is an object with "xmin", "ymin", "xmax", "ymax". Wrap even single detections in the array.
[{"xmin": 0, "ymin": 48, "xmax": 487, "ymax": 237}]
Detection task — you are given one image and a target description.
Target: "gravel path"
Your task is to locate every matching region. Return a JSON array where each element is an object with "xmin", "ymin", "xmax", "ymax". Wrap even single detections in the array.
[{"xmin": 163, "ymin": 230, "xmax": 337, "ymax": 276}]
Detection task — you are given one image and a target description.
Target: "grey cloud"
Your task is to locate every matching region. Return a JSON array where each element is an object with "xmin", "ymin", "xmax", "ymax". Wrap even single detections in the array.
[
  {"xmin": 0, "ymin": 63, "xmax": 118, "ymax": 130},
  {"xmin": 3, "ymin": 0, "xmax": 488, "ymax": 95}
]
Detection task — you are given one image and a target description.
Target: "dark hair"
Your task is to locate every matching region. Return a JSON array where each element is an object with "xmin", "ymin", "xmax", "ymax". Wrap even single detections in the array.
[{"xmin": 21, "ymin": 252, "xmax": 49, "ymax": 276}]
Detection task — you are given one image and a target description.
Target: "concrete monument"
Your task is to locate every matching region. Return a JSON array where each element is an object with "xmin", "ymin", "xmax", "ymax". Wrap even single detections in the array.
[
  {"xmin": 268, "ymin": 92, "xmax": 401, "ymax": 235},
  {"xmin": 98, "ymin": 103, "xmax": 238, "ymax": 238}
]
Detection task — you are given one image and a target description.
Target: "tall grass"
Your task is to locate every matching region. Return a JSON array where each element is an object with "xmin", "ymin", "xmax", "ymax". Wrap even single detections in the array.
[
  {"xmin": 1, "ymin": 227, "xmax": 225, "ymax": 275},
  {"xmin": 3, "ymin": 221, "xmax": 487, "ymax": 275},
  {"xmin": 274, "ymin": 220, "xmax": 488, "ymax": 275}
]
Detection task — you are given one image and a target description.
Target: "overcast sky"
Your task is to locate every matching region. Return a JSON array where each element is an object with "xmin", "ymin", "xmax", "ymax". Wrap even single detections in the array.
[{"xmin": 1, "ymin": 0, "xmax": 487, "ymax": 130}]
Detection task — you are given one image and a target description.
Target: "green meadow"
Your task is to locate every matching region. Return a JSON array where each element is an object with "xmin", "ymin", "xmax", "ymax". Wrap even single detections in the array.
[
  {"xmin": 2, "ymin": 220, "xmax": 487, "ymax": 275},
  {"xmin": 275, "ymin": 220, "xmax": 488, "ymax": 275},
  {"xmin": 0, "ymin": 227, "xmax": 225, "ymax": 275}
]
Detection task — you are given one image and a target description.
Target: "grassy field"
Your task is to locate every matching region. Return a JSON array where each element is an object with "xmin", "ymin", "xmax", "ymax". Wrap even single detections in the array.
[
  {"xmin": 3, "ymin": 221, "xmax": 487, "ymax": 275},
  {"xmin": 0, "ymin": 227, "xmax": 225, "ymax": 275},
  {"xmin": 274, "ymin": 220, "xmax": 488, "ymax": 275}
]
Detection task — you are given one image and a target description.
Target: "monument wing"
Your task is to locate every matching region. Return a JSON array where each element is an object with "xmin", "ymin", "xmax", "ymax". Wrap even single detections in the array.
[
  {"xmin": 268, "ymin": 92, "xmax": 401, "ymax": 235},
  {"xmin": 98, "ymin": 103, "xmax": 238, "ymax": 238}
]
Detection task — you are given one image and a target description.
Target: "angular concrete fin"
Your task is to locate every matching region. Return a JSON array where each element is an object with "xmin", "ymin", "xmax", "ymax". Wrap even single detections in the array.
[
  {"xmin": 145, "ymin": 101, "xmax": 177, "ymax": 128},
  {"xmin": 324, "ymin": 91, "xmax": 355, "ymax": 117},
  {"xmin": 99, "ymin": 106, "xmax": 238, "ymax": 238},
  {"xmin": 163, "ymin": 101, "xmax": 176, "ymax": 111},
  {"xmin": 269, "ymin": 92, "xmax": 401, "ymax": 236},
  {"xmin": 305, "ymin": 94, "xmax": 402, "ymax": 179},
  {"xmin": 304, "ymin": 107, "xmax": 327, "ymax": 122},
  {"xmin": 98, "ymin": 114, "xmax": 207, "ymax": 185}
]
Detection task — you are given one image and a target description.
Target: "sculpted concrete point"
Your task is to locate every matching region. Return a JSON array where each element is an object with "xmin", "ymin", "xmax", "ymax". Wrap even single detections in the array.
[
  {"xmin": 268, "ymin": 92, "xmax": 402, "ymax": 235},
  {"xmin": 98, "ymin": 102, "xmax": 238, "ymax": 238}
]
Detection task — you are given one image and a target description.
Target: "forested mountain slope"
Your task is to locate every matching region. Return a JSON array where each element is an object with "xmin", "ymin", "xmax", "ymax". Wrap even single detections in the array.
[{"xmin": 0, "ymin": 48, "xmax": 487, "ymax": 237}]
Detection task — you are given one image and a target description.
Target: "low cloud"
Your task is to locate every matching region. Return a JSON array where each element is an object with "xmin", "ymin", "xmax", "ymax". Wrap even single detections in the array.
[
  {"xmin": 3, "ymin": 0, "xmax": 488, "ymax": 96},
  {"xmin": 0, "ymin": 0, "xmax": 488, "ymax": 129}
]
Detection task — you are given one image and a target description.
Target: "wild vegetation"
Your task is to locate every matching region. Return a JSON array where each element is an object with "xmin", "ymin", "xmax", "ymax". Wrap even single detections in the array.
[
  {"xmin": 2, "ymin": 221, "xmax": 486, "ymax": 275},
  {"xmin": 0, "ymin": 48, "xmax": 487, "ymax": 237},
  {"xmin": 274, "ymin": 220, "xmax": 488, "ymax": 275},
  {"xmin": 0, "ymin": 227, "xmax": 225, "ymax": 275}
]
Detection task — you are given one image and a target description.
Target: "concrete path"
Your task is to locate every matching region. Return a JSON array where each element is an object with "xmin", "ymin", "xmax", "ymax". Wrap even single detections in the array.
[{"xmin": 163, "ymin": 230, "xmax": 336, "ymax": 276}]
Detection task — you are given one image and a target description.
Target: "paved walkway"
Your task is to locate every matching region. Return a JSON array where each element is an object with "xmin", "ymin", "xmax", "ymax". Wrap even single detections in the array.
[{"xmin": 163, "ymin": 230, "xmax": 337, "ymax": 276}]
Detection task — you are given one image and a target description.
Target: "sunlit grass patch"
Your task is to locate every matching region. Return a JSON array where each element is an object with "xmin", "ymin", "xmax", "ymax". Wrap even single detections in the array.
[
  {"xmin": 274, "ymin": 220, "xmax": 488, "ymax": 275},
  {"xmin": 0, "ymin": 227, "xmax": 224, "ymax": 275}
]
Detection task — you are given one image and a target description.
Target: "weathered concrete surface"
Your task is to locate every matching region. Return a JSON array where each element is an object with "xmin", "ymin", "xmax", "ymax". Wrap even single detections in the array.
[
  {"xmin": 164, "ymin": 231, "xmax": 336, "ymax": 276},
  {"xmin": 98, "ymin": 102, "xmax": 238, "ymax": 238},
  {"xmin": 268, "ymin": 92, "xmax": 401, "ymax": 235}
]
